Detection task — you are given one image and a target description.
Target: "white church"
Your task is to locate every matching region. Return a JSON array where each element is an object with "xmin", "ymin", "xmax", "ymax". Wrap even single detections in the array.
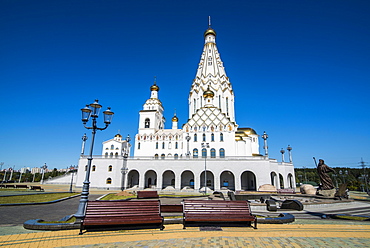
[{"xmin": 76, "ymin": 24, "xmax": 296, "ymax": 192}]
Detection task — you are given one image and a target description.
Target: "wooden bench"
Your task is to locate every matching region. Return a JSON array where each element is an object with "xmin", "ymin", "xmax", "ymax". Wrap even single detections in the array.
[
  {"xmin": 4, "ymin": 185, "xmax": 15, "ymax": 188},
  {"xmin": 30, "ymin": 186, "xmax": 44, "ymax": 191},
  {"xmin": 137, "ymin": 191, "xmax": 159, "ymax": 199},
  {"xmin": 182, "ymin": 200, "xmax": 257, "ymax": 229},
  {"xmin": 15, "ymin": 185, "xmax": 28, "ymax": 189},
  {"xmin": 277, "ymin": 189, "xmax": 295, "ymax": 194},
  {"xmin": 80, "ymin": 200, "xmax": 164, "ymax": 235}
]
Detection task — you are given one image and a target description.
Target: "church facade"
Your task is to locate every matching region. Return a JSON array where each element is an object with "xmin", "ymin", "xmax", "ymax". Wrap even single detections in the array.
[{"xmin": 76, "ymin": 24, "xmax": 296, "ymax": 192}]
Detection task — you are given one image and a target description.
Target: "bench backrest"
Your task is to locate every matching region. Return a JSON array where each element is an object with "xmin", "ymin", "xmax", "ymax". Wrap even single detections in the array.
[
  {"xmin": 183, "ymin": 200, "xmax": 252, "ymax": 216},
  {"xmin": 85, "ymin": 200, "xmax": 161, "ymax": 218},
  {"xmin": 137, "ymin": 191, "xmax": 159, "ymax": 199}
]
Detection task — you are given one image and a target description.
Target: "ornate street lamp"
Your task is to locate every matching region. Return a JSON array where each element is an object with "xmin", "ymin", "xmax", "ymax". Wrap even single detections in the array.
[
  {"xmin": 186, "ymin": 134, "xmax": 191, "ymax": 158},
  {"xmin": 202, "ymin": 142, "xmax": 210, "ymax": 195},
  {"xmin": 280, "ymin": 148, "xmax": 285, "ymax": 163},
  {"xmin": 40, "ymin": 163, "xmax": 47, "ymax": 184},
  {"xmin": 75, "ymin": 100, "xmax": 114, "ymax": 222},
  {"xmin": 121, "ymin": 135, "xmax": 131, "ymax": 191},
  {"xmin": 287, "ymin": 145, "xmax": 293, "ymax": 163},
  {"xmin": 81, "ymin": 133, "xmax": 88, "ymax": 155},
  {"xmin": 262, "ymin": 131, "xmax": 268, "ymax": 156}
]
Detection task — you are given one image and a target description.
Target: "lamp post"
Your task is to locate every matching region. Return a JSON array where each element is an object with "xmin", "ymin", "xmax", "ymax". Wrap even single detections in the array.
[
  {"xmin": 81, "ymin": 133, "xmax": 88, "ymax": 155},
  {"xmin": 262, "ymin": 131, "xmax": 268, "ymax": 156},
  {"xmin": 40, "ymin": 163, "xmax": 47, "ymax": 184},
  {"xmin": 287, "ymin": 145, "xmax": 292, "ymax": 163},
  {"xmin": 121, "ymin": 135, "xmax": 131, "ymax": 191},
  {"xmin": 75, "ymin": 100, "xmax": 114, "ymax": 222},
  {"xmin": 202, "ymin": 142, "xmax": 210, "ymax": 195},
  {"xmin": 280, "ymin": 148, "xmax": 285, "ymax": 163},
  {"xmin": 186, "ymin": 134, "xmax": 191, "ymax": 158}
]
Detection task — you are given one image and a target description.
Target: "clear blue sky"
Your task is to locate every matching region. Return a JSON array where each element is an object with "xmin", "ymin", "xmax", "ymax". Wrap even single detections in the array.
[{"xmin": 1, "ymin": 0, "xmax": 369, "ymax": 170}]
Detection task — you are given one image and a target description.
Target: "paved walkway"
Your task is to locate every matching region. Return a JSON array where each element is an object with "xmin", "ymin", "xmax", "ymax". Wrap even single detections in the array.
[{"xmin": 0, "ymin": 222, "xmax": 370, "ymax": 247}]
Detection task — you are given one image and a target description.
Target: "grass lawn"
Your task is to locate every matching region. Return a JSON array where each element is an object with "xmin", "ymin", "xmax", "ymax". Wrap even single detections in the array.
[{"xmin": 0, "ymin": 193, "xmax": 79, "ymax": 204}]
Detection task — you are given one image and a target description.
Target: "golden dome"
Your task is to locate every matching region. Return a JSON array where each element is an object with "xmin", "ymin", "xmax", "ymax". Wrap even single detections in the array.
[
  {"xmin": 203, "ymin": 85, "xmax": 214, "ymax": 98},
  {"xmin": 204, "ymin": 27, "xmax": 216, "ymax": 37},
  {"xmin": 237, "ymin": 127, "xmax": 257, "ymax": 135},
  {"xmin": 115, "ymin": 134, "xmax": 122, "ymax": 138},
  {"xmin": 172, "ymin": 115, "xmax": 178, "ymax": 122},
  {"xmin": 150, "ymin": 83, "xmax": 159, "ymax": 91}
]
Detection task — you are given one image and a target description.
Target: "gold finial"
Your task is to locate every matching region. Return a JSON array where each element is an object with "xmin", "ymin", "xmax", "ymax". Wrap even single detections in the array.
[{"xmin": 150, "ymin": 76, "xmax": 159, "ymax": 91}]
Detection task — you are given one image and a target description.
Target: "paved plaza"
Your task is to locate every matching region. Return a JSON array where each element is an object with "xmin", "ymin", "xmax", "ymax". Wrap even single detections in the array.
[{"xmin": 1, "ymin": 184, "xmax": 370, "ymax": 247}]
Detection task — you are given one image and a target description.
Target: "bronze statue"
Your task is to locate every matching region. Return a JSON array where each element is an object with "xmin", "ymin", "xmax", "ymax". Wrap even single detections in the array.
[{"xmin": 317, "ymin": 159, "xmax": 335, "ymax": 190}]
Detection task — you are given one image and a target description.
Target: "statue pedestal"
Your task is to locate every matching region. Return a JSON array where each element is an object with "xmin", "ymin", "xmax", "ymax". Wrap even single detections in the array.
[{"xmin": 317, "ymin": 188, "xmax": 336, "ymax": 198}]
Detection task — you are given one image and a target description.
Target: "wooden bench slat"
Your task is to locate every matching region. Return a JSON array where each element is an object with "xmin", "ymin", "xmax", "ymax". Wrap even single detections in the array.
[
  {"xmin": 80, "ymin": 200, "xmax": 164, "ymax": 235},
  {"xmin": 182, "ymin": 200, "xmax": 257, "ymax": 229}
]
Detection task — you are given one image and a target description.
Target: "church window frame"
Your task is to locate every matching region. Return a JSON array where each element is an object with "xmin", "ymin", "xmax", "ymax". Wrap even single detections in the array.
[
  {"xmin": 108, "ymin": 165, "xmax": 113, "ymax": 172},
  {"xmin": 111, "ymin": 145, "xmax": 114, "ymax": 150},
  {"xmin": 110, "ymin": 152, "xmax": 113, "ymax": 158},
  {"xmin": 174, "ymin": 154, "xmax": 178, "ymax": 160},
  {"xmin": 211, "ymin": 133, "xmax": 214, "ymax": 142},
  {"xmin": 220, "ymin": 133, "xmax": 224, "ymax": 142},
  {"xmin": 161, "ymin": 154, "xmax": 165, "ymax": 159},
  {"xmin": 194, "ymin": 134, "xmax": 197, "ymax": 142},
  {"xmin": 219, "ymin": 148, "xmax": 225, "ymax": 158},
  {"xmin": 210, "ymin": 148, "xmax": 216, "ymax": 158},
  {"xmin": 105, "ymin": 152, "xmax": 108, "ymax": 158},
  {"xmin": 202, "ymin": 133, "xmax": 206, "ymax": 142},
  {"xmin": 92, "ymin": 165, "xmax": 96, "ymax": 171},
  {"xmin": 115, "ymin": 152, "xmax": 118, "ymax": 158},
  {"xmin": 156, "ymin": 142, "xmax": 158, "ymax": 149},
  {"xmin": 144, "ymin": 118, "xmax": 150, "ymax": 128},
  {"xmin": 154, "ymin": 154, "xmax": 159, "ymax": 159},
  {"xmin": 175, "ymin": 142, "xmax": 178, "ymax": 149},
  {"xmin": 193, "ymin": 148, "xmax": 198, "ymax": 158},
  {"xmin": 226, "ymin": 97, "xmax": 229, "ymax": 116},
  {"xmin": 106, "ymin": 178, "xmax": 112, "ymax": 184},
  {"xmin": 202, "ymin": 148, "xmax": 207, "ymax": 158},
  {"xmin": 162, "ymin": 142, "xmax": 165, "ymax": 149},
  {"xmin": 138, "ymin": 142, "xmax": 141, "ymax": 150}
]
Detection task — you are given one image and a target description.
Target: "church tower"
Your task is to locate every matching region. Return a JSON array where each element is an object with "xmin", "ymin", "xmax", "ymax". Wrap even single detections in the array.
[
  {"xmin": 137, "ymin": 79, "xmax": 165, "ymax": 135},
  {"xmin": 188, "ymin": 22, "xmax": 235, "ymax": 122}
]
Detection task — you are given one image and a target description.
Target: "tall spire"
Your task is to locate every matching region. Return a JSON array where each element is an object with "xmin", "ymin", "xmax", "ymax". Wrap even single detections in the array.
[{"xmin": 188, "ymin": 20, "xmax": 235, "ymax": 122}]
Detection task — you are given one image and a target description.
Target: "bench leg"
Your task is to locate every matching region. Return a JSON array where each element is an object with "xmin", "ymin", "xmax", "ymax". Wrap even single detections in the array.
[{"xmin": 254, "ymin": 219, "xmax": 258, "ymax": 229}]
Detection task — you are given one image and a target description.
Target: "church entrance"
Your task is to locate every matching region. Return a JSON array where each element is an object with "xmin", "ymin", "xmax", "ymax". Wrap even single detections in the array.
[
  {"xmin": 200, "ymin": 171, "xmax": 214, "ymax": 191},
  {"xmin": 127, "ymin": 170, "xmax": 139, "ymax": 189},
  {"xmin": 181, "ymin": 170, "xmax": 195, "ymax": 189},
  {"xmin": 241, "ymin": 171, "xmax": 256, "ymax": 191},
  {"xmin": 145, "ymin": 170, "xmax": 157, "ymax": 189},
  {"xmin": 162, "ymin": 170, "xmax": 175, "ymax": 189},
  {"xmin": 220, "ymin": 170, "xmax": 235, "ymax": 191}
]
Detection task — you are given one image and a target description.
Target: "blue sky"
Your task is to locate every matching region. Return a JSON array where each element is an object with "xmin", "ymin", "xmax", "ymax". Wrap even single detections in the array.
[{"xmin": 1, "ymin": 0, "xmax": 369, "ymax": 170}]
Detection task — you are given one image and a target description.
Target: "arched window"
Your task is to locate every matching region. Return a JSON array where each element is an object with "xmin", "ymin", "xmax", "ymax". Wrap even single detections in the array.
[
  {"xmin": 219, "ymin": 148, "xmax": 225, "ymax": 158},
  {"xmin": 108, "ymin": 165, "xmax": 113, "ymax": 172},
  {"xmin": 92, "ymin": 165, "xmax": 96, "ymax": 171},
  {"xmin": 220, "ymin": 133, "xmax": 224, "ymax": 142},
  {"xmin": 202, "ymin": 148, "xmax": 207, "ymax": 158},
  {"xmin": 144, "ymin": 118, "xmax": 150, "ymax": 128},
  {"xmin": 110, "ymin": 152, "xmax": 113, "ymax": 158},
  {"xmin": 211, "ymin": 133, "xmax": 214, "ymax": 142},
  {"xmin": 155, "ymin": 154, "xmax": 159, "ymax": 159},
  {"xmin": 174, "ymin": 154, "xmax": 178, "ymax": 159},
  {"xmin": 106, "ymin": 178, "xmax": 112, "ymax": 184},
  {"xmin": 161, "ymin": 154, "xmax": 165, "ymax": 159},
  {"xmin": 175, "ymin": 142, "xmax": 178, "ymax": 149},
  {"xmin": 115, "ymin": 152, "xmax": 118, "ymax": 158},
  {"xmin": 202, "ymin": 133, "xmax": 206, "ymax": 142},
  {"xmin": 111, "ymin": 145, "xmax": 114, "ymax": 150},
  {"xmin": 162, "ymin": 142, "xmax": 165, "ymax": 149},
  {"xmin": 193, "ymin": 148, "xmax": 198, "ymax": 158},
  {"xmin": 105, "ymin": 152, "xmax": 108, "ymax": 158},
  {"xmin": 210, "ymin": 148, "xmax": 216, "ymax": 158},
  {"xmin": 194, "ymin": 99, "xmax": 196, "ymax": 113},
  {"xmin": 138, "ymin": 142, "xmax": 141, "ymax": 149},
  {"xmin": 226, "ymin": 97, "xmax": 229, "ymax": 116},
  {"xmin": 156, "ymin": 142, "xmax": 158, "ymax": 149},
  {"xmin": 194, "ymin": 134, "xmax": 197, "ymax": 142}
]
